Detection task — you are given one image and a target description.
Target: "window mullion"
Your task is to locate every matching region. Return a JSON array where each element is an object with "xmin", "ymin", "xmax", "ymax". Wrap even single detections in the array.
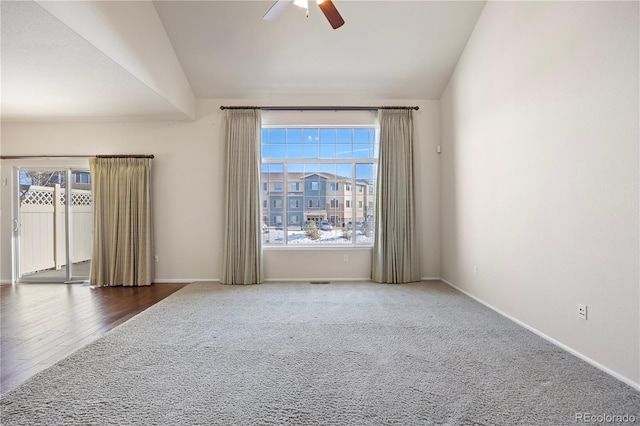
[{"xmin": 351, "ymin": 162, "xmax": 356, "ymax": 246}]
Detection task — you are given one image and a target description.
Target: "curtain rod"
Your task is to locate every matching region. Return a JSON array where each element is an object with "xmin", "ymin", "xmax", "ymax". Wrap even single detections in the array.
[
  {"xmin": 219, "ymin": 106, "xmax": 419, "ymax": 111},
  {"xmin": 1, "ymin": 155, "xmax": 154, "ymax": 160}
]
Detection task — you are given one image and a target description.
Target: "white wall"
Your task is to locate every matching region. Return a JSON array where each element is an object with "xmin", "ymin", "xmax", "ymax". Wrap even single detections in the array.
[
  {"xmin": 440, "ymin": 1, "xmax": 639, "ymax": 388},
  {"xmin": 0, "ymin": 112, "xmax": 225, "ymax": 283},
  {"xmin": 1, "ymin": 98, "xmax": 440, "ymax": 283}
]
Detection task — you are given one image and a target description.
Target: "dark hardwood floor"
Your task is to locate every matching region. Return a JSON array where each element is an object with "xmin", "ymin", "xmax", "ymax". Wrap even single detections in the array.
[{"xmin": 1, "ymin": 282, "xmax": 188, "ymax": 394}]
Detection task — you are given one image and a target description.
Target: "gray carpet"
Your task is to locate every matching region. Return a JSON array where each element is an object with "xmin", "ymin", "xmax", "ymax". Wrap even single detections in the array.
[{"xmin": 1, "ymin": 281, "xmax": 638, "ymax": 425}]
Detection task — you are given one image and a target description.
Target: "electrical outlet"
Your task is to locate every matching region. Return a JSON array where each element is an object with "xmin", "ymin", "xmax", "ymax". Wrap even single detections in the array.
[
  {"xmin": 343, "ymin": 255, "xmax": 349, "ymax": 263},
  {"xmin": 577, "ymin": 304, "xmax": 587, "ymax": 320},
  {"xmin": 473, "ymin": 265, "xmax": 478, "ymax": 276}
]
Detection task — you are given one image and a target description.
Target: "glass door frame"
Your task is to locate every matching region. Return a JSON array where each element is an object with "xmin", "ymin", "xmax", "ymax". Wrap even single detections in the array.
[{"xmin": 12, "ymin": 163, "xmax": 91, "ymax": 283}]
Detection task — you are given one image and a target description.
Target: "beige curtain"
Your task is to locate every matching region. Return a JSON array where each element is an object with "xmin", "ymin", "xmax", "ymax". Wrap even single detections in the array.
[
  {"xmin": 372, "ymin": 109, "xmax": 421, "ymax": 283},
  {"xmin": 222, "ymin": 109, "xmax": 263, "ymax": 285},
  {"xmin": 89, "ymin": 157, "xmax": 154, "ymax": 287}
]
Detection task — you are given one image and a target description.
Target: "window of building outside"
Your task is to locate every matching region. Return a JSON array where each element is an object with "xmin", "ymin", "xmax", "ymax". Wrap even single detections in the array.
[{"xmin": 261, "ymin": 126, "xmax": 378, "ymax": 245}]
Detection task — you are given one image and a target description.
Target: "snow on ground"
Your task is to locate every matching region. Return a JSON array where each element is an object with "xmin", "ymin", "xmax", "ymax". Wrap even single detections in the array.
[{"xmin": 263, "ymin": 228, "xmax": 373, "ymax": 245}]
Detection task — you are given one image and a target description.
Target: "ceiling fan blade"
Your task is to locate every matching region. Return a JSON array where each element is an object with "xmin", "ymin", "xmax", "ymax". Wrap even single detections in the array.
[
  {"xmin": 263, "ymin": 0, "xmax": 293, "ymax": 21},
  {"xmin": 317, "ymin": 0, "xmax": 345, "ymax": 29}
]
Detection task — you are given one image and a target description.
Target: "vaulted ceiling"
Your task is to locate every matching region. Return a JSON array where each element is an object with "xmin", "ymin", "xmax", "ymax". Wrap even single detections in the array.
[{"xmin": 1, "ymin": 0, "xmax": 486, "ymax": 121}]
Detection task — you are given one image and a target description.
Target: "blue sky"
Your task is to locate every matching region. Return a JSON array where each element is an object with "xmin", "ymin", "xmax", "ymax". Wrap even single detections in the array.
[{"xmin": 262, "ymin": 127, "xmax": 377, "ymax": 160}]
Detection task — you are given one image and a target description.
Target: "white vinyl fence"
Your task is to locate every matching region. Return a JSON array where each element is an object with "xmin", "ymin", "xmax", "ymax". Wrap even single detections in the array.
[{"xmin": 20, "ymin": 185, "xmax": 92, "ymax": 275}]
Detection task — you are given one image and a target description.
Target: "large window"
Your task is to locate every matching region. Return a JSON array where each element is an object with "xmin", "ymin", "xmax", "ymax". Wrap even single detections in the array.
[{"xmin": 262, "ymin": 127, "xmax": 377, "ymax": 245}]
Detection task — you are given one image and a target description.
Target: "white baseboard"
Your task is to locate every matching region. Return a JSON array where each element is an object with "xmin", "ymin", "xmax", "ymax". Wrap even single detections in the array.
[
  {"xmin": 2, "ymin": 279, "xmax": 215, "ymax": 285},
  {"xmin": 439, "ymin": 278, "xmax": 640, "ymax": 392},
  {"xmin": 155, "ymin": 278, "xmax": 371, "ymax": 284},
  {"xmin": 0, "ymin": 277, "xmax": 440, "ymax": 285},
  {"xmin": 265, "ymin": 277, "xmax": 442, "ymax": 283},
  {"xmin": 264, "ymin": 278, "xmax": 372, "ymax": 283}
]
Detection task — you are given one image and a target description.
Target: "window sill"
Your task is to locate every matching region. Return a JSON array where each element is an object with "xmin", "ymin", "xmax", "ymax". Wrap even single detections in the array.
[{"xmin": 263, "ymin": 245, "xmax": 373, "ymax": 251}]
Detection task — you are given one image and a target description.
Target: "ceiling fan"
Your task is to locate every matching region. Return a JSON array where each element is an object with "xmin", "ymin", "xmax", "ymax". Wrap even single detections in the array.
[{"xmin": 263, "ymin": 0, "xmax": 345, "ymax": 30}]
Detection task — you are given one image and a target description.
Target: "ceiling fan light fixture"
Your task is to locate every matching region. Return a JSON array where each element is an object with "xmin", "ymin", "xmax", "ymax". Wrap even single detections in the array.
[{"xmin": 293, "ymin": 0, "xmax": 308, "ymax": 9}]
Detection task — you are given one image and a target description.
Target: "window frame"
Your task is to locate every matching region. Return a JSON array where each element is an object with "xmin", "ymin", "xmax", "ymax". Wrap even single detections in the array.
[{"xmin": 261, "ymin": 125, "xmax": 378, "ymax": 247}]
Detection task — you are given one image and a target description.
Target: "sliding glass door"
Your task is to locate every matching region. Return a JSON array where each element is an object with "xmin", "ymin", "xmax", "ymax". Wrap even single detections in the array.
[{"xmin": 14, "ymin": 168, "xmax": 93, "ymax": 283}]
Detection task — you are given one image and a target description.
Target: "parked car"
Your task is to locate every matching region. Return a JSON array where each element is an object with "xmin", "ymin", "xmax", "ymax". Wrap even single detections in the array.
[{"xmin": 318, "ymin": 220, "xmax": 333, "ymax": 231}]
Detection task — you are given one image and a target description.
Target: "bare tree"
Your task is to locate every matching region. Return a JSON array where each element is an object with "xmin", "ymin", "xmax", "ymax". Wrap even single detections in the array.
[
  {"xmin": 22, "ymin": 171, "xmax": 65, "ymax": 187},
  {"xmin": 19, "ymin": 171, "xmax": 66, "ymax": 203}
]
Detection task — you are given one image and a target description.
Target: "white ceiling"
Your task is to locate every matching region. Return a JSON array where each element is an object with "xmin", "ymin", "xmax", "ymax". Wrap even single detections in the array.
[{"xmin": 1, "ymin": 0, "xmax": 486, "ymax": 121}]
